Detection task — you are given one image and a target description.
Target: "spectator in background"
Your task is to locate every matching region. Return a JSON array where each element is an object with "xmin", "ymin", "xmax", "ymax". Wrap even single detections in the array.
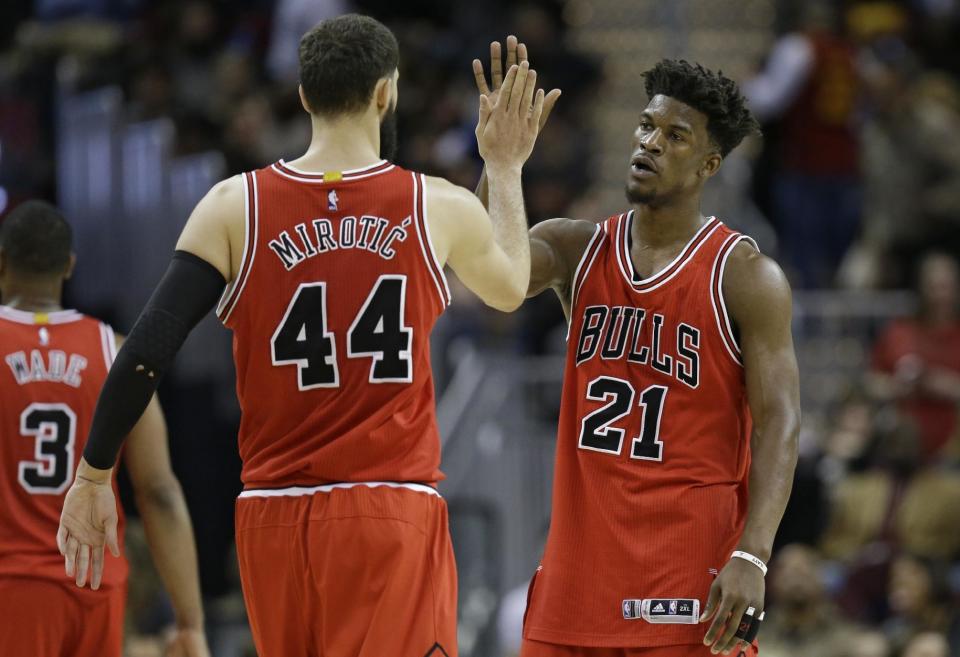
[
  {"xmin": 820, "ymin": 409, "xmax": 960, "ymax": 563},
  {"xmin": 843, "ymin": 39, "xmax": 960, "ymax": 288},
  {"xmin": 744, "ymin": 0, "xmax": 861, "ymax": 287},
  {"xmin": 847, "ymin": 631, "xmax": 892, "ymax": 657},
  {"xmin": 869, "ymin": 252, "xmax": 960, "ymax": 461},
  {"xmin": 883, "ymin": 555, "xmax": 960, "ymax": 655},
  {"xmin": 902, "ymin": 632, "xmax": 951, "ymax": 657},
  {"xmin": 760, "ymin": 544, "xmax": 860, "ymax": 657}
]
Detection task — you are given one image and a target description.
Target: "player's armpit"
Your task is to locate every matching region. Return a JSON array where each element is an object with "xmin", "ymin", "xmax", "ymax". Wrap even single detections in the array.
[
  {"xmin": 426, "ymin": 176, "xmax": 527, "ymax": 312},
  {"xmin": 722, "ymin": 243, "xmax": 800, "ymax": 563},
  {"xmin": 527, "ymin": 218, "xmax": 597, "ymax": 298},
  {"xmin": 175, "ymin": 175, "xmax": 244, "ymax": 282}
]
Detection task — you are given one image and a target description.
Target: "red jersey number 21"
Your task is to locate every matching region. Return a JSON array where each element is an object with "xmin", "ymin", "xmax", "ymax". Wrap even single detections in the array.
[{"xmin": 577, "ymin": 376, "xmax": 667, "ymax": 461}]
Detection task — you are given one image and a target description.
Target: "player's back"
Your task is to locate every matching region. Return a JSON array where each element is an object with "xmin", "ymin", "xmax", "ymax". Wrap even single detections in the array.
[
  {"xmin": 0, "ymin": 306, "xmax": 127, "ymax": 587},
  {"xmin": 220, "ymin": 160, "xmax": 451, "ymax": 489}
]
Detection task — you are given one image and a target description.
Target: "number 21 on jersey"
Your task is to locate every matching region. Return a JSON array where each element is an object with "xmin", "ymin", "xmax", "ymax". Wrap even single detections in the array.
[
  {"xmin": 578, "ymin": 376, "xmax": 667, "ymax": 461},
  {"xmin": 271, "ymin": 274, "xmax": 412, "ymax": 389}
]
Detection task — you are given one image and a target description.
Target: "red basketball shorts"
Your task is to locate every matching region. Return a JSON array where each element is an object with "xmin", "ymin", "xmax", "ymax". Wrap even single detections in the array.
[
  {"xmin": 521, "ymin": 639, "xmax": 760, "ymax": 657},
  {"xmin": 235, "ymin": 482, "xmax": 458, "ymax": 657},
  {"xmin": 0, "ymin": 576, "xmax": 125, "ymax": 657}
]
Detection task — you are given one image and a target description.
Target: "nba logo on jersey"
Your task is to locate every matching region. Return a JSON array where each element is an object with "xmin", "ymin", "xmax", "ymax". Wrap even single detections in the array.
[
  {"xmin": 327, "ymin": 190, "xmax": 339, "ymax": 211},
  {"xmin": 669, "ymin": 600, "xmax": 678, "ymax": 614}
]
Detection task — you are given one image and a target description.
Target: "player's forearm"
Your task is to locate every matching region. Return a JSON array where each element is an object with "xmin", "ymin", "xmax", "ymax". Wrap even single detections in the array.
[
  {"xmin": 475, "ymin": 168, "xmax": 489, "ymax": 209},
  {"xmin": 484, "ymin": 165, "xmax": 531, "ymax": 306},
  {"xmin": 137, "ymin": 481, "xmax": 205, "ymax": 630},
  {"xmin": 737, "ymin": 409, "xmax": 800, "ymax": 562}
]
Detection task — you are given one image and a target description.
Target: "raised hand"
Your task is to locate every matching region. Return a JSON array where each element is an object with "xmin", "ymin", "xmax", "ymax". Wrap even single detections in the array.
[
  {"xmin": 476, "ymin": 61, "xmax": 546, "ymax": 171},
  {"xmin": 57, "ymin": 464, "xmax": 120, "ymax": 590},
  {"xmin": 473, "ymin": 35, "xmax": 561, "ymax": 132},
  {"xmin": 700, "ymin": 557, "xmax": 765, "ymax": 655}
]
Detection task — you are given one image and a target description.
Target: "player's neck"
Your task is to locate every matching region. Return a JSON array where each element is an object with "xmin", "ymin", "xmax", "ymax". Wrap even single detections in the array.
[
  {"xmin": 630, "ymin": 197, "xmax": 706, "ymax": 249},
  {"xmin": 0, "ymin": 280, "xmax": 64, "ymax": 313},
  {"xmin": 289, "ymin": 113, "xmax": 382, "ymax": 173}
]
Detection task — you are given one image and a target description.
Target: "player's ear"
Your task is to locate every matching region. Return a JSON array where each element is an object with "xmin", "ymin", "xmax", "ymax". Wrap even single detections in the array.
[
  {"xmin": 64, "ymin": 253, "xmax": 77, "ymax": 281},
  {"xmin": 298, "ymin": 84, "xmax": 312, "ymax": 114},
  {"xmin": 373, "ymin": 72, "xmax": 395, "ymax": 117},
  {"xmin": 699, "ymin": 151, "xmax": 722, "ymax": 179}
]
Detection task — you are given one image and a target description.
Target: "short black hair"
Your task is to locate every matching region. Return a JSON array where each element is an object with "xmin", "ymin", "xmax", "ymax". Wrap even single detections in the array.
[
  {"xmin": 299, "ymin": 14, "xmax": 399, "ymax": 116},
  {"xmin": 643, "ymin": 59, "xmax": 760, "ymax": 157},
  {"xmin": 0, "ymin": 200, "xmax": 73, "ymax": 275}
]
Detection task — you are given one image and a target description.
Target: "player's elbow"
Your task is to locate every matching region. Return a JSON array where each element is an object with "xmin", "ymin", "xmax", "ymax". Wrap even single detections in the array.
[
  {"xmin": 134, "ymin": 476, "xmax": 185, "ymax": 515},
  {"xmin": 485, "ymin": 283, "xmax": 527, "ymax": 312}
]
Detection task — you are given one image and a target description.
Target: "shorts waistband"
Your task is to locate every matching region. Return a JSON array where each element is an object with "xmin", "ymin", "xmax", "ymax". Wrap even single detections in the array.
[{"xmin": 238, "ymin": 481, "xmax": 440, "ymax": 499}]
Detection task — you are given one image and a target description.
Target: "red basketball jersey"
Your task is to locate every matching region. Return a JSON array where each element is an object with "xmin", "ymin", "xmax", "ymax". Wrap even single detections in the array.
[
  {"xmin": 0, "ymin": 306, "xmax": 127, "ymax": 587},
  {"xmin": 218, "ymin": 160, "xmax": 450, "ymax": 489},
  {"xmin": 524, "ymin": 213, "xmax": 754, "ymax": 647}
]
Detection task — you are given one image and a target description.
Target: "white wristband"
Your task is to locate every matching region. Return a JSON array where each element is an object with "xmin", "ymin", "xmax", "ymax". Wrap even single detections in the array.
[{"xmin": 731, "ymin": 551, "xmax": 768, "ymax": 576}]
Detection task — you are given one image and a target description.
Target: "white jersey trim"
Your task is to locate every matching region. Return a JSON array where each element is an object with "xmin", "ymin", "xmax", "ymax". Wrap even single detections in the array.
[
  {"xmin": 237, "ymin": 481, "xmax": 440, "ymax": 499},
  {"xmin": 217, "ymin": 171, "xmax": 259, "ymax": 324},
  {"xmin": 98, "ymin": 322, "xmax": 117, "ymax": 370},
  {"xmin": 271, "ymin": 160, "xmax": 396, "ymax": 184},
  {"xmin": 566, "ymin": 222, "xmax": 607, "ymax": 341},
  {"xmin": 615, "ymin": 213, "xmax": 721, "ymax": 293},
  {"xmin": 0, "ymin": 306, "xmax": 83, "ymax": 325},
  {"xmin": 710, "ymin": 234, "xmax": 758, "ymax": 367},
  {"xmin": 412, "ymin": 173, "xmax": 451, "ymax": 308}
]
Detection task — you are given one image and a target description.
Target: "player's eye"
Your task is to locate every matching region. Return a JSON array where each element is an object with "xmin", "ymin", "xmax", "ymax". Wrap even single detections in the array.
[
  {"xmin": 670, "ymin": 132, "xmax": 683, "ymax": 141},
  {"xmin": 639, "ymin": 121, "xmax": 653, "ymax": 130}
]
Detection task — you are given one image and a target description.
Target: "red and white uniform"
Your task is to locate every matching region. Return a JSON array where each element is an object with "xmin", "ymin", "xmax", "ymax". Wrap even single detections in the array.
[
  {"xmin": 0, "ymin": 306, "xmax": 127, "ymax": 657},
  {"xmin": 524, "ymin": 212, "xmax": 754, "ymax": 649},
  {"xmin": 219, "ymin": 159, "xmax": 449, "ymax": 490},
  {"xmin": 222, "ymin": 159, "xmax": 456, "ymax": 657}
]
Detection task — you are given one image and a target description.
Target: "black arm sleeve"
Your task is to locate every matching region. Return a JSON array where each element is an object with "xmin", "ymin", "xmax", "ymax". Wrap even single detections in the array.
[{"xmin": 82, "ymin": 250, "xmax": 227, "ymax": 469}]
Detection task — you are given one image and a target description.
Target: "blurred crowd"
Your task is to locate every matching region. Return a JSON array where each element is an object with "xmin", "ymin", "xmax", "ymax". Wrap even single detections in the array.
[{"xmin": 3, "ymin": 0, "xmax": 960, "ymax": 656}]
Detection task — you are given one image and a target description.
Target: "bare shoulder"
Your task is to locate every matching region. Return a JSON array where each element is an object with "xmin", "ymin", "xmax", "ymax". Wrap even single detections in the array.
[
  {"xmin": 532, "ymin": 217, "xmax": 600, "ymax": 269},
  {"xmin": 176, "ymin": 175, "xmax": 245, "ymax": 280},
  {"xmin": 423, "ymin": 175, "xmax": 485, "ymax": 214},
  {"xmin": 723, "ymin": 241, "xmax": 793, "ymax": 324}
]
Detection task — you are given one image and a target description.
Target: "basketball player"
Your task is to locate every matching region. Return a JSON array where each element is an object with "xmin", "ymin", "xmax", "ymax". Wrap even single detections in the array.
[
  {"xmin": 56, "ymin": 14, "xmax": 554, "ymax": 657},
  {"xmin": 0, "ymin": 201, "xmax": 208, "ymax": 657},
  {"xmin": 475, "ymin": 51, "xmax": 800, "ymax": 657}
]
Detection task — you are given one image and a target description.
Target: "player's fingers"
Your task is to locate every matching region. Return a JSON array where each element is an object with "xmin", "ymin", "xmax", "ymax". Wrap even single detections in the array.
[
  {"xmin": 495, "ymin": 64, "xmax": 519, "ymax": 111},
  {"xmin": 472, "ymin": 59, "xmax": 490, "ymax": 95},
  {"xmin": 490, "ymin": 41, "xmax": 503, "ymax": 89},
  {"xmin": 56, "ymin": 524, "xmax": 67, "ymax": 555},
  {"xmin": 90, "ymin": 545, "xmax": 105, "ymax": 591},
  {"xmin": 703, "ymin": 597, "xmax": 734, "ymax": 648},
  {"xmin": 520, "ymin": 69, "xmax": 537, "ymax": 117},
  {"xmin": 64, "ymin": 535, "xmax": 79, "ymax": 577},
  {"xmin": 539, "ymin": 88, "xmax": 562, "ymax": 130},
  {"xmin": 531, "ymin": 88, "xmax": 545, "ymax": 127},
  {"xmin": 518, "ymin": 42, "xmax": 528, "ymax": 64},
  {"xmin": 507, "ymin": 61, "xmax": 530, "ymax": 114},
  {"xmin": 700, "ymin": 581, "xmax": 722, "ymax": 623},
  {"xmin": 105, "ymin": 517, "xmax": 120, "ymax": 558},
  {"xmin": 716, "ymin": 601, "xmax": 750, "ymax": 654},
  {"xmin": 505, "ymin": 34, "xmax": 518, "ymax": 68},
  {"xmin": 76, "ymin": 543, "xmax": 90, "ymax": 587}
]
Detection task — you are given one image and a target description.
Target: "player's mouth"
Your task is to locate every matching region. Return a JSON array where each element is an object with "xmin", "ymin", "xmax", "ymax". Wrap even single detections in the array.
[{"xmin": 630, "ymin": 154, "xmax": 658, "ymax": 178}]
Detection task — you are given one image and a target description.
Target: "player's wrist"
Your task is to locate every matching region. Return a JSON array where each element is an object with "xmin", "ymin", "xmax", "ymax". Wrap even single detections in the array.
[
  {"xmin": 730, "ymin": 550, "xmax": 768, "ymax": 576},
  {"xmin": 483, "ymin": 161, "xmax": 524, "ymax": 178},
  {"xmin": 76, "ymin": 457, "xmax": 113, "ymax": 484}
]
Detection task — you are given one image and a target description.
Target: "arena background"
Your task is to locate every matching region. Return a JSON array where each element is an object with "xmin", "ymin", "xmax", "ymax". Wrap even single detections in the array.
[{"xmin": 2, "ymin": 0, "xmax": 960, "ymax": 655}]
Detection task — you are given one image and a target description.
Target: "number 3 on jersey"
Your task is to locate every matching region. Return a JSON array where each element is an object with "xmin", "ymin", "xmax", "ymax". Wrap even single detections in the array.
[
  {"xmin": 578, "ymin": 376, "xmax": 667, "ymax": 461},
  {"xmin": 271, "ymin": 275, "xmax": 412, "ymax": 389}
]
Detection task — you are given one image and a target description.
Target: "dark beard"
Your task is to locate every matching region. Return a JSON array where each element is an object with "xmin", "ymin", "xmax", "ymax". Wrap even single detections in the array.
[
  {"xmin": 624, "ymin": 183, "xmax": 656, "ymax": 205},
  {"xmin": 379, "ymin": 107, "xmax": 398, "ymax": 161}
]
